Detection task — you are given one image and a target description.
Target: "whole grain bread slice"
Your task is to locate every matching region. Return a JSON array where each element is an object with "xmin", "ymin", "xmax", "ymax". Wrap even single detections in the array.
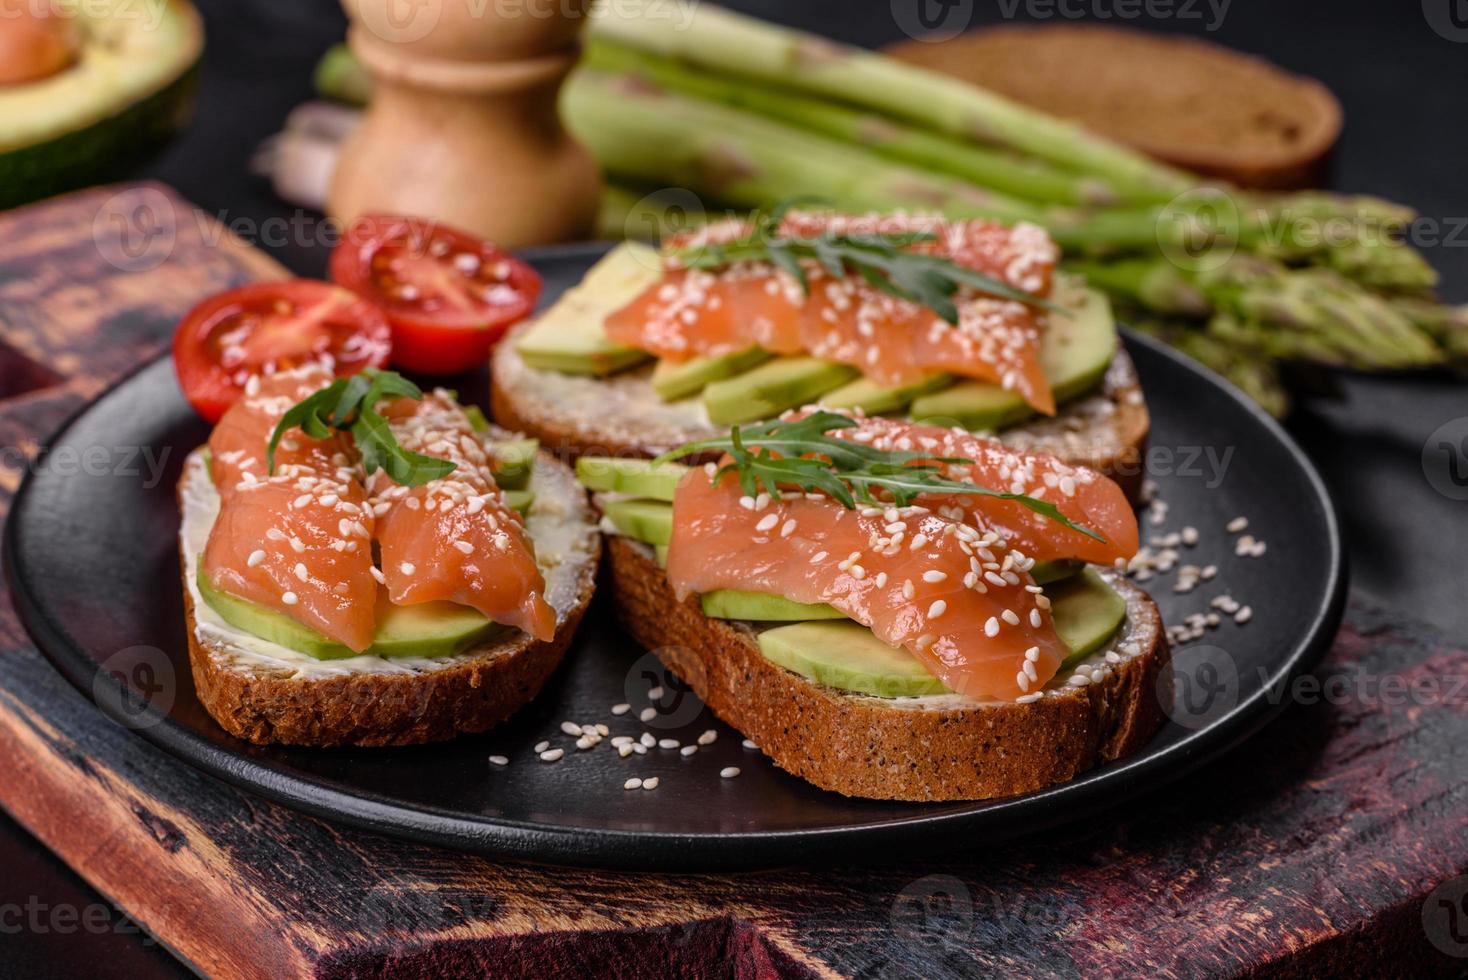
[
  {"xmin": 886, "ymin": 23, "xmax": 1342, "ymax": 190},
  {"xmin": 177, "ymin": 437, "xmax": 600, "ymax": 748},
  {"xmin": 491, "ymin": 323, "xmax": 1151, "ymax": 500},
  {"xmin": 604, "ymin": 535, "xmax": 1171, "ymax": 802}
]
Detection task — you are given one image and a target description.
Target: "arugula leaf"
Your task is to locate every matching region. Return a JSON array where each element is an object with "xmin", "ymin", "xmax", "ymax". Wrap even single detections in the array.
[
  {"xmin": 655, "ymin": 411, "xmax": 1103, "ymax": 542},
  {"xmin": 265, "ymin": 368, "xmax": 458, "ymax": 487}
]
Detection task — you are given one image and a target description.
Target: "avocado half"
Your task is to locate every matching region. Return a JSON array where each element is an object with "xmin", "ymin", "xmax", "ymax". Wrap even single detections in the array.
[{"xmin": 0, "ymin": 0, "xmax": 204, "ymax": 208}]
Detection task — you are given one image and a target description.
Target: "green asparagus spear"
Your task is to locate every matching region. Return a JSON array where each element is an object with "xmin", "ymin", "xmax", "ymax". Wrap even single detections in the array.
[
  {"xmin": 588, "ymin": 3, "xmax": 1192, "ymax": 196},
  {"xmin": 583, "ymin": 39, "xmax": 1166, "ymax": 208}
]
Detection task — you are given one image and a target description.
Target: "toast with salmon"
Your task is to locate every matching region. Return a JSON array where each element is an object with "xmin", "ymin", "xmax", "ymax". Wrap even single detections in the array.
[
  {"xmin": 492, "ymin": 212, "xmax": 1149, "ymax": 499},
  {"xmin": 178, "ymin": 367, "xmax": 600, "ymax": 747},
  {"xmin": 575, "ymin": 411, "xmax": 1170, "ymax": 801}
]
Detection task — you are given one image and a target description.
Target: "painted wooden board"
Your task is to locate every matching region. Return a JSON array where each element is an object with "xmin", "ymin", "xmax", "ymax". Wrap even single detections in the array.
[{"xmin": 0, "ymin": 185, "xmax": 1465, "ymax": 978}]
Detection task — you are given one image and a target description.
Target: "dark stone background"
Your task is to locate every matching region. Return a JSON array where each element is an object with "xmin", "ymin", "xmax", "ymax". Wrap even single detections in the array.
[{"xmin": 3, "ymin": 1, "xmax": 1463, "ymax": 974}]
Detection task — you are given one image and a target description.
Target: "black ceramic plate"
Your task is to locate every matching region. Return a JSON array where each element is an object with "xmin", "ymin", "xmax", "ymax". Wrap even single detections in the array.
[{"xmin": 6, "ymin": 243, "xmax": 1345, "ymax": 871}]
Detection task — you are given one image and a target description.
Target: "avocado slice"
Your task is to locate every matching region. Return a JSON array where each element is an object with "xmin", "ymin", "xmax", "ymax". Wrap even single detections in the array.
[
  {"xmin": 515, "ymin": 243, "xmax": 657, "ymax": 376},
  {"xmin": 758, "ymin": 621, "xmax": 950, "ymax": 698},
  {"xmin": 704, "ymin": 357, "xmax": 860, "ymax": 425},
  {"xmin": 909, "ymin": 283, "xmax": 1116, "ymax": 430},
  {"xmin": 602, "ymin": 498, "xmax": 674, "ymax": 545},
  {"xmin": 0, "ymin": 1, "xmax": 204, "ymax": 209},
  {"xmin": 819, "ymin": 373, "xmax": 955, "ymax": 416},
  {"xmin": 652, "ymin": 346, "xmax": 772, "ymax": 402},
  {"xmin": 576, "ymin": 457, "xmax": 688, "ymax": 501},
  {"xmin": 196, "ymin": 566, "xmax": 503, "ymax": 660},
  {"xmin": 753, "ymin": 570, "xmax": 1128, "ymax": 698},
  {"xmin": 491, "ymin": 438, "xmax": 538, "ymax": 491},
  {"xmin": 1050, "ymin": 569, "xmax": 1128, "ymax": 669},
  {"xmin": 701, "ymin": 590, "xmax": 847, "ymax": 621}
]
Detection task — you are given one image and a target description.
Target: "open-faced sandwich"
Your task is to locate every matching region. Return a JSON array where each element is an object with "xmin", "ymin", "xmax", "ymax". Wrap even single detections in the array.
[
  {"xmin": 575, "ymin": 410, "xmax": 1169, "ymax": 801},
  {"xmin": 178, "ymin": 365, "xmax": 599, "ymax": 746},
  {"xmin": 494, "ymin": 206, "xmax": 1148, "ymax": 497}
]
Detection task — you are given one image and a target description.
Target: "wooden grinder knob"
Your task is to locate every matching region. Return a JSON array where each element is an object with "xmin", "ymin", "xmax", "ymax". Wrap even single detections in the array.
[{"xmin": 329, "ymin": 0, "xmax": 601, "ymax": 248}]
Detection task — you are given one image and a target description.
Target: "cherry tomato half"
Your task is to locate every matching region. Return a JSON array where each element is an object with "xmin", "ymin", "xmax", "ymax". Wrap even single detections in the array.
[
  {"xmin": 172, "ymin": 279, "xmax": 392, "ymax": 422},
  {"xmin": 329, "ymin": 213, "xmax": 542, "ymax": 375}
]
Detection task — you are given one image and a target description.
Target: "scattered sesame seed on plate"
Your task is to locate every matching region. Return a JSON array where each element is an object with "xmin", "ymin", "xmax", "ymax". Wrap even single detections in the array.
[
  {"xmin": 680, "ymin": 745, "xmax": 698, "ymax": 757},
  {"xmin": 742, "ymin": 739, "xmax": 758, "ymax": 750},
  {"xmin": 640, "ymin": 732, "xmax": 656, "ymax": 747},
  {"xmin": 1227, "ymin": 516, "xmax": 1249, "ymax": 533},
  {"xmin": 658, "ymin": 738, "xmax": 680, "ymax": 749},
  {"xmin": 575, "ymin": 737, "xmax": 593, "ymax": 750},
  {"xmin": 539, "ymin": 748, "xmax": 564, "ymax": 762},
  {"xmin": 611, "ymin": 703, "xmax": 631, "ymax": 715},
  {"xmin": 720, "ymin": 767, "xmax": 741, "ymax": 779},
  {"xmin": 624, "ymin": 778, "xmax": 642, "ymax": 790},
  {"xmin": 534, "ymin": 740, "xmax": 549, "ymax": 753},
  {"xmin": 639, "ymin": 707, "xmax": 656, "ymax": 723},
  {"xmin": 489, "ymin": 755, "xmax": 508, "ymax": 766},
  {"xmin": 697, "ymin": 730, "xmax": 718, "ymax": 746},
  {"xmin": 560, "ymin": 721, "xmax": 581, "ymax": 736},
  {"xmin": 642, "ymin": 777, "xmax": 660, "ymax": 790},
  {"xmin": 648, "ymin": 685, "xmax": 664, "ymax": 700},
  {"xmin": 618, "ymin": 744, "xmax": 634, "ymax": 758}
]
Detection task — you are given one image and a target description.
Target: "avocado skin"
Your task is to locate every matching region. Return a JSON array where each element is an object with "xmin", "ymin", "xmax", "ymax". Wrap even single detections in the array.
[{"xmin": 0, "ymin": 40, "xmax": 201, "ymax": 209}]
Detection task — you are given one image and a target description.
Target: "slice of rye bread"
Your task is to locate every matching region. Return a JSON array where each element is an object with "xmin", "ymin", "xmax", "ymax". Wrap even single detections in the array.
[
  {"xmin": 491, "ymin": 325, "xmax": 1150, "ymax": 501},
  {"xmin": 604, "ymin": 535, "xmax": 1171, "ymax": 802},
  {"xmin": 886, "ymin": 23, "xmax": 1342, "ymax": 191},
  {"xmin": 177, "ymin": 436, "xmax": 600, "ymax": 748}
]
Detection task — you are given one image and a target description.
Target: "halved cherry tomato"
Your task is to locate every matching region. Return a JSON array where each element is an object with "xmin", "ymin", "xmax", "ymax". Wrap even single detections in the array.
[
  {"xmin": 329, "ymin": 213, "xmax": 542, "ymax": 375},
  {"xmin": 172, "ymin": 280, "xmax": 392, "ymax": 422}
]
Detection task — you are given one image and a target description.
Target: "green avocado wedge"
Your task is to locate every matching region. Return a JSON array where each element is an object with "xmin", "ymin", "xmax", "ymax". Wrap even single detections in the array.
[
  {"xmin": 196, "ymin": 566, "xmax": 503, "ymax": 660},
  {"xmin": 818, "ymin": 373, "xmax": 955, "ymax": 416},
  {"xmin": 0, "ymin": 1, "xmax": 204, "ymax": 209},
  {"xmin": 576, "ymin": 457, "xmax": 688, "ymax": 501},
  {"xmin": 601, "ymin": 498, "xmax": 675, "ymax": 545},
  {"xmin": 1050, "ymin": 568, "xmax": 1129, "ymax": 669},
  {"xmin": 701, "ymin": 590, "xmax": 847, "ymax": 621},
  {"xmin": 703, "ymin": 356, "xmax": 860, "ymax": 425},
  {"xmin": 652, "ymin": 346, "xmax": 772, "ymax": 402},
  {"xmin": 515, "ymin": 244, "xmax": 657, "ymax": 376}
]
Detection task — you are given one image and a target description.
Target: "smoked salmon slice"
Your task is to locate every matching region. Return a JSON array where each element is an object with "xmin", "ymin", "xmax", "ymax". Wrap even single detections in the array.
[
  {"xmin": 604, "ymin": 212, "xmax": 1060, "ymax": 414},
  {"xmin": 662, "ymin": 413, "xmax": 1138, "ymax": 701},
  {"xmin": 203, "ymin": 367, "xmax": 379, "ymax": 652},
  {"xmin": 370, "ymin": 392, "xmax": 556, "ymax": 642}
]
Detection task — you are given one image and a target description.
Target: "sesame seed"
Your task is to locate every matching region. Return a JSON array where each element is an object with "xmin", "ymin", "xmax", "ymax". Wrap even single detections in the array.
[
  {"xmin": 810, "ymin": 550, "xmax": 828, "ymax": 564},
  {"xmin": 611, "ymin": 703, "xmax": 631, "ymax": 715},
  {"xmin": 618, "ymin": 744, "xmax": 634, "ymax": 758},
  {"xmin": 720, "ymin": 767, "xmax": 741, "ymax": 779},
  {"xmin": 648, "ymin": 685, "xmax": 664, "ymax": 700},
  {"xmin": 1000, "ymin": 609, "xmax": 1019, "ymax": 626},
  {"xmin": 850, "ymin": 564, "xmax": 866, "ymax": 580},
  {"xmin": 534, "ymin": 740, "xmax": 549, "ymax": 753},
  {"xmin": 742, "ymin": 739, "xmax": 758, "ymax": 750},
  {"xmin": 1227, "ymin": 516, "xmax": 1249, "ymax": 533},
  {"xmin": 1025, "ymin": 646, "xmax": 1040, "ymax": 662},
  {"xmin": 576, "ymin": 737, "xmax": 594, "ymax": 750},
  {"xmin": 624, "ymin": 778, "xmax": 643, "ymax": 790},
  {"xmin": 984, "ymin": 617, "xmax": 1000, "ymax": 637},
  {"xmin": 1235, "ymin": 606, "xmax": 1253, "ymax": 624},
  {"xmin": 658, "ymin": 738, "xmax": 680, "ymax": 749},
  {"xmin": 247, "ymin": 550, "xmax": 266, "ymax": 568},
  {"xmin": 928, "ymin": 599, "xmax": 947, "ymax": 620},
  {"xmin": 633, "ymin": 744, "xmax": 647, "ymax": 755},
  {"xmin": 400, "ymin": 562, "xmax": 416, "ymax": 575},
  {"xmin": 1016, "ymin": 671, "xmax": 1030, "ymax": 692},
  {"xmin": 454, "ymin": 540, "xmax": 474, "ymax": 555},
  {"xmin": 489, "ymin": 755, "xmax": 508, "ymax": 766},
  {"xmin": 1068, "ymin": 674, "xmax": 1091, "ymax": 687},
  {"xmin": 1030, "ymin": 609, "xmax": 1043, "ymax": 628},
  {"xmin": 281, "ymin": 591, "xmax": 298, "ymax": 605},
  {"xmin": 595, "ymin": 724, "xmax": 609, "ymax": 736},
  {"xmin": 780, "ymin": 518, "xmax": 797, "ymax": 537},
  {"xmin": 640, "ymin": 732, "xmax": 656, "ymax": 747},
  {"xmin": 902, "ymin": 579, "xmax": 915, "ymax": 600},
  {"xmin": 642, "ymin": 777, "xmax": 660, "ymax": 790},
  {"xmin": 539, "ymin": 748, "xmax": 564, "ymax": 762},
  {"xmin": 698, "ymin": 730, "xmax": 718, "ymax": 745},
  {"xmin": 755, "ymin": 514, "xmax": 778, "ymax": 532},
  {"xmin": 680, "ymin": 745, "xmax": 698, "ymax": 757},
  {"xmin": 560, "ymin": 721, "xmax": 582, "ymax": 736},
  {"xmin": 922, "ymin": 570, "xmax": 947, "ymax": 583},
  {"xmin": 910, "ymin": 533, "xmax": 929, "ymax": 550},
  {"xmin": 639, "ymin": 707, "xmax": 656, "ymax": 722}
]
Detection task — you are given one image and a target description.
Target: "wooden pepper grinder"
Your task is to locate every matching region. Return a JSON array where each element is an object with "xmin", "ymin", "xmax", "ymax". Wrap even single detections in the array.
[{"xmin": 329, "ymin": 0, "xmax": 600, "ymax": 248}]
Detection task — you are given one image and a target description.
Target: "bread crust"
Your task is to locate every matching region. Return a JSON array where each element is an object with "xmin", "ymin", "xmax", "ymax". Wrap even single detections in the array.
[
  {"xmin": 491, "ymin": 324, "xmax": 1151, "ymax": 501},
  {"xmin": 180, "ymin": 448, "xmax": 599, "ymax": 748},
  {"xmin": 604, "ymin": 535, "xmax": 1170, "ymax": 802}
]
